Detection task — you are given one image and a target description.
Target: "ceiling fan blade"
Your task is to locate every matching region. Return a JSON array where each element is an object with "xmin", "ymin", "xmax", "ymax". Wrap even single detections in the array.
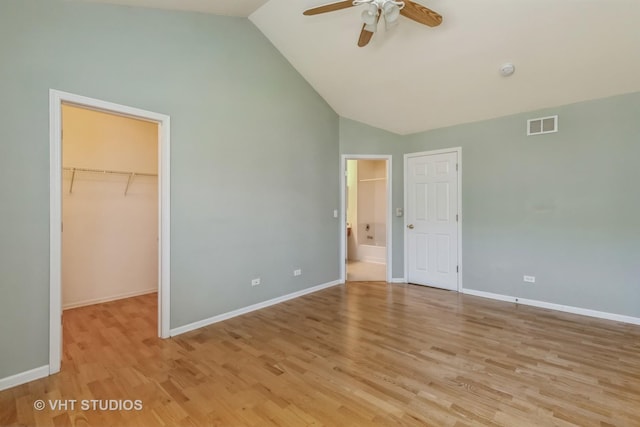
[
  {"xmin": 303, "ymin": 1, "xmax": 357, "ymax": 16},
  {"xmin": 400, "ymin": 0, "xmax": 442, "ymax": 27},
  {"xmin": 357, "ymin": 24, "xmax": 375, "ymax": 47},
  {"xmin": 357, "ymin": 11, "xmax": 380, "ymax": 47}
]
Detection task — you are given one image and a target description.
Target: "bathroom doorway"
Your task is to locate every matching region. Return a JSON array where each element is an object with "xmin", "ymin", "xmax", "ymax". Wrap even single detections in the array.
[{"xmin": 340, "ymin": 155, "xmax": 392, "ymax": 283}]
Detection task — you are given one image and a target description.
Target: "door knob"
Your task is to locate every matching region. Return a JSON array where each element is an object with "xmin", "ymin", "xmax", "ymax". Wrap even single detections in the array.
[{"xmin": 407, "ymin": 224, "xmax": 414, "ymax": 229}]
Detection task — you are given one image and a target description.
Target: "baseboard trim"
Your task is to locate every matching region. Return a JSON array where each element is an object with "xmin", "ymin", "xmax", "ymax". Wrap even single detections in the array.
[
  {"xmin": 63, "ymin": 288, "xmax": 157, "ymax": 310},
  {"xmin": 0, "ymin": 365, "xmax": 49, "ymax": 392},
  {"xmin": 462, "ymin": 288, "xmax": 640, "ymax": 326},
  {"xmin": 390, "ymin": 278, "xmax": 406, "ymax": 283},
  {"xmin": 170, "ymin": 279, "xmax": 342, "ymax": 336}
]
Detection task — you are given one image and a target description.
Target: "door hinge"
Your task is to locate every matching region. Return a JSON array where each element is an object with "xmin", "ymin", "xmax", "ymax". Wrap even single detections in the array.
[
  {"xmin": 456, "ymin": 265, "xmax": 459, "ymax": 273},
  {"xmin": 456, "ymin": 163, "xmax": 458, "ymax": 172},
  {"xmin": 345, "ymin": 170, "xmax": 348, "ymax": 177},
  {"xmin": 456, "ymin": 214, "xmax": 459, "ymax": 222}
]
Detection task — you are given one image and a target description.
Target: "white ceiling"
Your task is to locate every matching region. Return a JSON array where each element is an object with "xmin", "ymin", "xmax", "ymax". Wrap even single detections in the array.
[
  {"xmin": 78, "ymin": 0, "xmax": 640, "ymax": 134},
  {"xmin": 76, "ymin": 0, "xmax": 269, "ymax": 17}
]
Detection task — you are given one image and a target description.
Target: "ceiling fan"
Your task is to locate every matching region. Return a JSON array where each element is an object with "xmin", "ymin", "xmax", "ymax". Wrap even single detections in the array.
[{"xmin": 303, "ymin": 0, "xmax": 442, "ymax": 47}]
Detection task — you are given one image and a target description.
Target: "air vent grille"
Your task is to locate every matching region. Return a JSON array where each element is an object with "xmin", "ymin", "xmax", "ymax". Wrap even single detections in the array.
[{"xmin": 527, "ymin": 115, "xmax": 558, "ymax": 136}]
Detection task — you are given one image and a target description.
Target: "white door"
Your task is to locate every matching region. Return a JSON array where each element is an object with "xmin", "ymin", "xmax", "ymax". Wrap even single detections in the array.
[{"xmin": 406, "ymin": 151, "xmax": 459, "ymax": 290}]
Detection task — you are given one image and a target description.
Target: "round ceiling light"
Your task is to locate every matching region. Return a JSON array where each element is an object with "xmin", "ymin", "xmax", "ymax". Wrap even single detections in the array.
[{"xmin": 500, "ymin": 63, "xmax": 515, "ymax": 77}]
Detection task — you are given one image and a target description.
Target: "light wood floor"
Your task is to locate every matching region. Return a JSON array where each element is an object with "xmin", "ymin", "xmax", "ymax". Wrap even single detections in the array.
[{"xmin": 1, "ymin": 283, "xmax": 640, "ymax": 426}]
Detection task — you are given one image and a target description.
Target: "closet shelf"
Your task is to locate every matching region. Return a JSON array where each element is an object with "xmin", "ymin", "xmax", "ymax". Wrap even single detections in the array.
[
  {"xmin": 63, "ymin": 167, "xmax": 157, "ymax": 196},
  {"xmin": 358, "ymin": 177, "xmax": 386, "ymax": 182}
]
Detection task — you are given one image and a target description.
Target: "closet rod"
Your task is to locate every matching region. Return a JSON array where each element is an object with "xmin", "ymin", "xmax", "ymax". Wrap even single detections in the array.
[
  {"xmin": 63, "ymin": 167, "xmax": 157, "ymax": 177},
  {"xmin": 63, "ymin": 167, "xmax": 157, "ymax": 195}
]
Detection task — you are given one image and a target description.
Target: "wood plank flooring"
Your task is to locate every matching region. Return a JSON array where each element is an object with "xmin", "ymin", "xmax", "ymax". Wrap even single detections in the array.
[{"xmin": 1, "ymin": 282, "xmax": 639, "ymax": 426}]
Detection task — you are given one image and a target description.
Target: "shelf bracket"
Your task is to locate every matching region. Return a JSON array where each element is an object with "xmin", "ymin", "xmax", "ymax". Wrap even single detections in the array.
[
  {"xmin": 69, "ymin": 168, "xmax": 76, "ymax": 194},
  {"xmin": 124, "ymin": 172, "xmax": 135, "ymax": 196}
]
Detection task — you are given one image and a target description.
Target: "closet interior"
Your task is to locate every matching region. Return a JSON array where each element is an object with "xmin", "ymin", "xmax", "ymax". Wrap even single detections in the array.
[{"xmin": 61, "ymin": 104, "xmax": 159, "ymax": 310}]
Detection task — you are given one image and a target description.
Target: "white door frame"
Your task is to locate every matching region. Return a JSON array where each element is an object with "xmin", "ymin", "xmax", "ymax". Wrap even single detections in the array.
[
  {"xmin": 403, "ymin": 147, "xmax": 462, "ymax": 291},
  {"xmin": 49, "ymin": 89, "xmax": 171, "ymax": 374},
  {"xmin": 340, "ymin": 154, "xmax": 393, "ymax": 283}
]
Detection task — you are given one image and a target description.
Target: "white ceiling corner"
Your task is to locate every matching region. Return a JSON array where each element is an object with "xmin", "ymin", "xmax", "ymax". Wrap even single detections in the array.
[{"xmin": 75, "ymin": 0, "xmax": 270, "ymax": 17}]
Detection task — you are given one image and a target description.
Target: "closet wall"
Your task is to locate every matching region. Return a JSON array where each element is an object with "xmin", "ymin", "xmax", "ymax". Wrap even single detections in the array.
[{"xmin": 62, "ymin": 105, "xmax": 158, "ymax": 309}]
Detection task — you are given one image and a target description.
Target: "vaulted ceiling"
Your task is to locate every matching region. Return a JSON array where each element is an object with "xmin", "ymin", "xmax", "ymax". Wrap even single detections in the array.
[
  {"xmin": 76, "ymin": 0, "xmax": 640, "ymax": 134},
  {"xmin": 77, "ymin": 0, "xmax": 269, "ymax": 17}
]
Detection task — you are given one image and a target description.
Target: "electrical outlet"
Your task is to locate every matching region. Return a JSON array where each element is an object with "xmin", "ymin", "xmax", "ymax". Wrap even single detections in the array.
[
  {"xmin": 251, "ymin": 278, "xmax": 261, "ymax": 286},
  {"xmin": 293, "ymin": 269, "xmax": 302, "ymax": 276},
  {"xmin": 523, "ymin": 275, "xmax": 535, "ymax": 283}
]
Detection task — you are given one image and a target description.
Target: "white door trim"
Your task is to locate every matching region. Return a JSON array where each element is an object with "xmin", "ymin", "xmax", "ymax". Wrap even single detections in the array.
[
  {"xmin": 49, "ymin": 89, "xmax": 171, "ymax": 375},
  {"xmin": 403, "ymin": 147, "xmax": 462, "ymax": 292},
  {"xmin": 339, "ymin": 154, "xmax": 393, "ymax": 283}
]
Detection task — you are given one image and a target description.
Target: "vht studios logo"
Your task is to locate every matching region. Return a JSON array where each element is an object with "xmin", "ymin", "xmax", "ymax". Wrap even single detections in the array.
[{"xmin": 33, "ymin": 399, "xmax": 143, "ymax": 411}]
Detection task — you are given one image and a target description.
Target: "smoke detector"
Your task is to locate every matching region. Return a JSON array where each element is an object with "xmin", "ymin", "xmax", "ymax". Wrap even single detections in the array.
[{"xmin": 500, "ymin": 63, "xmax": 515, "ymax": 77}]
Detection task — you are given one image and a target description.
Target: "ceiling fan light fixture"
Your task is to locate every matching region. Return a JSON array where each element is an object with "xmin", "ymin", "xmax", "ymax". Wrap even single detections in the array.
[
  {"xmin": 382, "ymin": 1, "xmax": 401, "ymax": 23},
  {"xmin": 361, "ymin": 3, "xmax": 379, "ymax": 26}
]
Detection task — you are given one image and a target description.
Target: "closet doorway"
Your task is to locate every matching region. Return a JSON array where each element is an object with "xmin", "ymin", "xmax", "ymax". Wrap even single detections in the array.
[
  {"xmin": 49, "ymin": 90, "xmax": 171, "ymax": 375},
  {"xmin": 340, "ymin": 155, "xmax": 392, "ymax": 283}
]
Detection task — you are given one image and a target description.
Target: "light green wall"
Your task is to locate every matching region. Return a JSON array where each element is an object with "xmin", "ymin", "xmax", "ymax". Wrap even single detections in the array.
[
  {"xmin": 340, "ymin": 92, "xmax": 640, "ymax": 317},
  {"xmin": 405, "ymin": 92, "xmax": 640, "ymax": 317},
  {"xmin": 0, "ymin": 0, "xmax": 339, "ymax": 379}
]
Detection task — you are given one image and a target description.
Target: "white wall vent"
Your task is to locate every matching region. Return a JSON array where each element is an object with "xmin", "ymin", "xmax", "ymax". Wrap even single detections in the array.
[{"xmin": 527, "ymin": 115, "xmax": 558, "ymax": 136}]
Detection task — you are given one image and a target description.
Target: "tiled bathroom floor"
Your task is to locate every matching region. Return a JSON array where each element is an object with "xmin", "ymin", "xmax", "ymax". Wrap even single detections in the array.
[{"xmin": 346, "ymin": 260, "xmax": 386, "ymax": 282}]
